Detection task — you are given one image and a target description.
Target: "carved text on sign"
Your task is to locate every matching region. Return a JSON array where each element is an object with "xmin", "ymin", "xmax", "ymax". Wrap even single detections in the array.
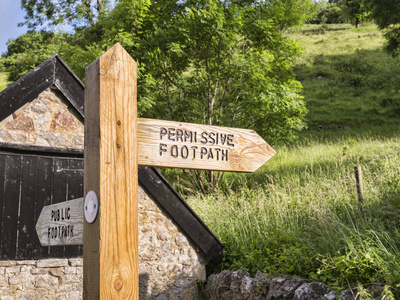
[
  {"xmin": 159, "ymin": 127, "xmax": 234, "ymax": 161},
  {"xmin": 137, "ymin": 118, "xmax": 276, "ymax": 172},
  {"xmin": 48, "ymin": 207, "xmax": 74, "ymax": 240},
  {"xmin": 36, "ymin": 198, "xmax": 84, "ymax": 246}
]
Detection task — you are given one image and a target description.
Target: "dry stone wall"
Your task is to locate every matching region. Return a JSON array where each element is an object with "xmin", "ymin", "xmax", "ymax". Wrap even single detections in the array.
[
  {"xmin": 0, "ymin": 258, "xmax": 82, "ymax": 300},
  {"xmin": 205, "ymin": 269, "xmax": 387, "ymax": 300},
  {"xmin": 0, "ymin": 88, "xmax": 207, "ymax": 299}
]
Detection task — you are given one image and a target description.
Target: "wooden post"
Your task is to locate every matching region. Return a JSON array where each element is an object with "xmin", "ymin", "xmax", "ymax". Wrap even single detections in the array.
[
  {"xmin": 84, "ymin": 43, "xmax": 138, "ymax": 299},
  {"xmin": 354, "ymin": 165, "xmax": 364, "ymax": 203}
]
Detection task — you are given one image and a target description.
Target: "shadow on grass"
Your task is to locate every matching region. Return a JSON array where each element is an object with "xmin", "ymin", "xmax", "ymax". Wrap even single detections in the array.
[{"xmin": 296, "ymin": 47, "xmax": 400, "ymax": 128}]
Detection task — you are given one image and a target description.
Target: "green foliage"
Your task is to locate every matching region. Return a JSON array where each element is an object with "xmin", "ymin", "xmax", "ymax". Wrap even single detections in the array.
[
  {"xmin": 256, "ymin": 0, "xmax": 316, "ymax": 32},
  {"xmin": 2, "ymin": 32, "xmax": 70, "ymax": 82},
  {"xmin": 0, "ymin": 73, "xmax": 9, "ymax": 91},
  {"xmin": 309, "ymin": 3, "xmax": 346, "ymax": 24},
  {"xmin": 12, "ymin": 0, "xmax": 308, "ymax": 146},
  {"xmin": 20, "ymin": 0, "xmax": 110, "ymax": 28},
  {"xmin": 368, "ymin": 0, "xmax": 400, "ymax": 57},
  {"xmin": 343, "ymin": 0, "xmax": 371, "ymax": 27},
  {"xmin": 131, "ymin": 0, "xmax": 307, "ymax": 144}
]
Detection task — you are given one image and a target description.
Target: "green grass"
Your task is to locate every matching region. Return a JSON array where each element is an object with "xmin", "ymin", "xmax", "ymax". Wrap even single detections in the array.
[
  {"xmin": 187, "ymin": 125, "xmax": 400, "ymax": 294},
  {"xmin": 171, "ymin": 24, "xmax": 400, "ymax": 295},
  {"xmin": 287, "ymin": 23, "xmax": 400, "ymax": 128},
  {"xmin": 0, "ymin": 72, "xmax": 9, "ymax": 91}
]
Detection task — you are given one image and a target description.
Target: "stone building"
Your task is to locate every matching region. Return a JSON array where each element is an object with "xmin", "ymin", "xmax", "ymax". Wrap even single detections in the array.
[{"xmin": 0, "ymin": 55, "xmax": 223, "ymax": 299}]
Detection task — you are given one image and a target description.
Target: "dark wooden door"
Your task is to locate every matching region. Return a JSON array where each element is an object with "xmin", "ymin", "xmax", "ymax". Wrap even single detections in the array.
[{"xmin": 0, "ymin": 152, "xmax": 84, "ymax": 260}]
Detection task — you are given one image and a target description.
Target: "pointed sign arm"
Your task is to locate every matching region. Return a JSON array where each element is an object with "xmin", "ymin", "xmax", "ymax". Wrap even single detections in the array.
[{"xmin": 137, "ymin": 118, "xmax": 276, "ymax": 172}]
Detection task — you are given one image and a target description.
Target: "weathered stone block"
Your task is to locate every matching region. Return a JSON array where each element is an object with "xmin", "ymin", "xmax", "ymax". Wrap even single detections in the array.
[
  {"xmin": 20, "ymin": 266, "xmax": 34, "ymax": 273},
  {"xmin": 51, "ymin": 110, "xmax": 77, "ymax": 132},
  {"xmin": 0, "ymin": 261, "xmax": 17, "ymax": 267},
  {"xmin": 35, "ymin": 274, "xmax": 59, "ymax": 288},
  {"xmin": 64, "ymin": 267, "xmax": 77, "ymax": 274},
  {"xmin": 16, "ymin": 260, "xmax": 36, "ymax": 266},
  {"xmin": 267, "ymin": 276, "xmax": 304, "ymax": 300},
  {"xmin": 68, "ymin": 258, "xmax": 83, "ymax": 267},
  {"xmin": 64, "ymin": 291, "xmax": 82, "ymax": 300},
  {"xmin": 6, "ymin": 266, "xmax": 21, "ymax": 274},
  {"xmin": 37, "ymin": 259, "xmax": 68, "ymax": 268},
  {"xmin": 16, "ymin": 293, "xmax": 41, "ymax": 300},
  {"xmin": 6, "ymin": 113, "xmax": 35, "ymax": 132},
  {"xmin": 30, "ymin": 268, "xmax": 48, "ymax": 275},
  {"xmin": 9, "ymin": 272, "xmax": 34, "ymax": 288},
  {"xmin": 294, "ymin": 282, "xmax": 331, "ymax": 300},
  {"xmin": 56, "ymin": 283, "xmax": 81, "ymax": 293},
  {"xmin": 321, "ymin": 289, "xmax": 339, "ymax": 300},
  {"xmin": 60, "ymin": 274, "xmax": 81, "ymax": 285},
  {"xmin": 339, "ymin": 288, "xmax": 357, "ymax": 300},
  {"xmin": 0, "ymin": 275, "xmax": 8, "ymax": 287}
]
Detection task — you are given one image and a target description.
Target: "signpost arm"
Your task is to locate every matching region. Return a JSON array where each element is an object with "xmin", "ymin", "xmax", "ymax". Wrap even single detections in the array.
[{"xmin": 84, "ymin": 43, "xmax": 138, "ymax": 299}]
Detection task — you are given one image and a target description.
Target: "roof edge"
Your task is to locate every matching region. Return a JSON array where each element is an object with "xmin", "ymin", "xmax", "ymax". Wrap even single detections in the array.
[
  {"xmin": 138, "ymin": 166, "xmax": 224, "ymax": 264},
  {"xmin": 0, "ymin": 54, "xmax": 85, "ymax": 122}
]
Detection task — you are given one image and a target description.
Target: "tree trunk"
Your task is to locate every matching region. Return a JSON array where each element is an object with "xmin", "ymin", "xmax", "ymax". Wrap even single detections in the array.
[{"xmin": 355, "ymin": 17, "xmax": 360, "ymax": 28}]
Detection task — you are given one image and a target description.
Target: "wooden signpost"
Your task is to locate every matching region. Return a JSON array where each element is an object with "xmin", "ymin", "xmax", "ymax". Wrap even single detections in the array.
[
  {"xmin": 35, "ymin": 43, "xmax": 276, "ymax": 299},
  {"xmin": 35, "ymin": 198, "xmax": 83, "ymax": 246}
]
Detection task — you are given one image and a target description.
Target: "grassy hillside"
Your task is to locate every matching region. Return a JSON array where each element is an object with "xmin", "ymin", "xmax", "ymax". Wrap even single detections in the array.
[
  {"xmin": 188, "ymin": 126, "xmax": 400, "ymax": 295},
  {"xmin": 287, "ymin": 24, "xmax": 400, "ymax": 129},
  {"xmin": 182, "ymin": 24, "xmax": 400, "ymax": 296},
  {"xmin": 0, "ymin": 73, "xmax": 9, "ymax": 91}
]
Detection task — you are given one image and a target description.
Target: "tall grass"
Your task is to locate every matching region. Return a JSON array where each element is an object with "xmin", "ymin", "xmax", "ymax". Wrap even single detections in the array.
[{"xmin": 187, "ymin": 126, "xmax": 400, "ymax": 294}]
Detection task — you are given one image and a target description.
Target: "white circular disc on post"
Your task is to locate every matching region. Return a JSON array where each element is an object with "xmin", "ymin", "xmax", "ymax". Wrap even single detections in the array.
[{"xmin": 84, "ymin": 191, "xmax": 99, "ymax": 224}]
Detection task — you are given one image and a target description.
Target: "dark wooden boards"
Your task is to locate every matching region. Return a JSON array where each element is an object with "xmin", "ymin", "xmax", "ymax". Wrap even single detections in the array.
[
  {"xmin": 17, "ymin": 156, "xmax": 38, "ymax": 259},
  {"xmin": 1, "ymin": 155, "xmax": 22, "ymax": 259},
  {"xmin": 0, "ymin": 150, "xmax": 223, "ymax": 264},
  {"xmin": 0, "ymin": 152, "xmax": 84, "ymax": 260},
  {"xmin": 33, "ymin": 157, "xmax": 54, "ymax": 259}
]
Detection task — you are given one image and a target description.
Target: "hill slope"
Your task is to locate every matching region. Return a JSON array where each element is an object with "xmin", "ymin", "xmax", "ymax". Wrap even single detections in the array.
[{"xmin": 288, "ymin": 24, "xmax": 400, "ymax": 129}]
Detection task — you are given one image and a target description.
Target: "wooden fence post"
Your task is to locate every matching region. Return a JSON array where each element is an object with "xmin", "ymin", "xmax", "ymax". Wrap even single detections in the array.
[
  {"xmin": 83, "ymin": 43, "xmax": 138, "ymax": 299},
  {"xmin": 354, "ymin": 165, "xmax": 364, "ymax": 203}
]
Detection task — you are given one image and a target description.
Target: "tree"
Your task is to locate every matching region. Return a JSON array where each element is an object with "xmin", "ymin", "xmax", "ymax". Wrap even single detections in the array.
[
  {"xmin": 343, "ymin": 0, "xmax": 370, "ymax": 28},
  {"xmin": 367, "ymin": 0, "xmax": 400, "ymax": 57},
  {"xmin": 260, "ymin": 0, "xmax": 316, "ymax": 32},
  {"xmin": 126, "ymin": 0, "xmax": 307, "ymax": 192},
  {"xmin": 1, "ymin": 32, "xmax": 69, "ymax": 82},
  {"xmin": 12, "ymin": 0, "xmax": 308, "ymax": 193},
  {"xmin": 20, "ymin": 0, "xmax": 110, "ymax": 28}
]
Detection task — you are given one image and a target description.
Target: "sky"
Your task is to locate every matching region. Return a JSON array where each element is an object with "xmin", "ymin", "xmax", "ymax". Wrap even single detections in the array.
[{"xmin": 0, "ymin": 0, "xmax": 28, "ymax": 55}]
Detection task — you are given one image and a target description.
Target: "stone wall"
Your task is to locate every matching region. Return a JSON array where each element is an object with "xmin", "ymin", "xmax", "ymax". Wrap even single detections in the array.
[
  {"xmin": 0, "ymin": 88, "xmax": 207, "ymax": 299},
  {"xmin": 138, "ymin": 187, "xmax": 207, "ymax": 299},
  {"xmin": 205, "ymin": 269, "xmax": 386, "ymax": 300},
  {"xmin": 0, "ymin": 258, "xmax": 82, "ymax": 300}
]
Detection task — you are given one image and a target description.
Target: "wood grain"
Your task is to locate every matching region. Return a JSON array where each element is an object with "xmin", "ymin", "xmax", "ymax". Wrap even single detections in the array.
[
  {"xmin": 35, "ymin": 198, "xmax": 83, "ymax": 246},
  {"xmin": 137, "ymin": 118, "xmax": 276, "ymax": 172},
  {"xmin": 84, "ymin": 43, "xmax": 138, "ymax": 300}
]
